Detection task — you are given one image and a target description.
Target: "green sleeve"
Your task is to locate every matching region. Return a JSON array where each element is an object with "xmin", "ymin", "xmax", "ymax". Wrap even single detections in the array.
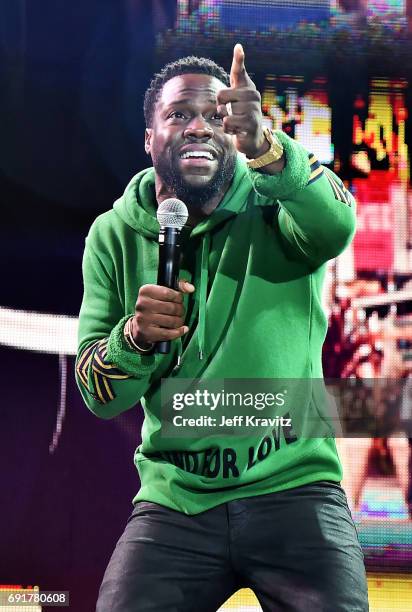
[
  {"xmin": 248, "ymin": 130, "xmax": 356, "ymax": 266},
  {"xmin": 75, "ymin": 224, "xmax": 166, "ymax": 419}
]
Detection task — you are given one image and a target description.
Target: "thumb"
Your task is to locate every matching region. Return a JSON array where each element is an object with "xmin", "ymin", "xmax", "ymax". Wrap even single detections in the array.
[{"xmin": 178, "ymin": 279, "xmax": 195, "ymax": 294}]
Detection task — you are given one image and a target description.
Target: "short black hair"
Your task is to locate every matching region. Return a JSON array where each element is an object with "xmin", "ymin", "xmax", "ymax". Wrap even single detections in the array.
[{"xmin": 144, "ymin": 56, "xmax": 230, "ymax": 127}]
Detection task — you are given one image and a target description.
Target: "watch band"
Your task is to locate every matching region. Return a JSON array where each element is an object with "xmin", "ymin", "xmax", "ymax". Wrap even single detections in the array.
[{"xmin": 246, "ymin": 128, "xmax": 284, "ymax": 169}]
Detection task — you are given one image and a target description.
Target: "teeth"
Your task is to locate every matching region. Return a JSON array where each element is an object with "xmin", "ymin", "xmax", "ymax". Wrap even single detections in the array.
[{"xmin": 180, "ymin": 151, "xmax": 214, "ymax": 160}]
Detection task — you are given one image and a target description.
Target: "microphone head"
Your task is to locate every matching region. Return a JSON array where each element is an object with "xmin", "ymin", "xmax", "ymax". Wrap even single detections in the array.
[{"xmin": 157, "ymin": 198, "xmax": 188, "ymax": 230}]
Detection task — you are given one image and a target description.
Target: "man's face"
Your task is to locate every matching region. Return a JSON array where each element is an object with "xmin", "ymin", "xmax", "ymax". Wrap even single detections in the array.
[{"xmin": 145, "ymin": 73, "xmax": 237, "ymax": 206}]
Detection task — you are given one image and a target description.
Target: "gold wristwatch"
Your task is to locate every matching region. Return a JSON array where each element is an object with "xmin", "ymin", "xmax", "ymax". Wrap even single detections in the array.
[{"xmin": 246, "ymin": 128, "xmax": 284, "ymax": 169}]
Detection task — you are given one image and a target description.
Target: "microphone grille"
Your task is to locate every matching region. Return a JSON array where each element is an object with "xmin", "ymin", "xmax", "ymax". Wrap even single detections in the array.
[{"xmin": 157, "ymin": 198, "xmax": 188, "ymax": 229}]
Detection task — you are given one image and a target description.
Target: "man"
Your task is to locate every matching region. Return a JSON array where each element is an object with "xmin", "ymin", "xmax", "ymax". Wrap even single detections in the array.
[{"xmin": 76, "ymin": 45, "xmax": 368, "ymax": 611}]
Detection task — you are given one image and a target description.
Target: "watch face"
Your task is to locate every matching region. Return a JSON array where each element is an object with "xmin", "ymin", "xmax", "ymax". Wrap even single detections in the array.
[
  {"xmin": 246, "ymin": 128, "xmax": 284, "ymax": 168},
  {"xmin": 272, "ymin": 141, "xmax": 283, "ymax": 154},
  {"xmin": 264, "ymin": 127, "xmax": 274, "ymax": 142},
  {"xmin": 265, "ymin": 128, "xmax": 282, "ymax": 150},
  {"xmin": 268, "ymin": 135, "xmax": 283, "ymax": 161}
]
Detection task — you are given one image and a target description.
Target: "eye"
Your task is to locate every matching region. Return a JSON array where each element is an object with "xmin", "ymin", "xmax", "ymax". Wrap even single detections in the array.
[
  {"xmin": 168, "ymin": 111, "xmax": 185, "ymax": 120},
  {"xmin": 211, "ymin": 112, "xmax": 223, "ymax": 122}
]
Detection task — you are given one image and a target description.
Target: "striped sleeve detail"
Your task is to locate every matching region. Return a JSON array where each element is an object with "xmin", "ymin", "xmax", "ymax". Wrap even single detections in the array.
[
  {"xmin": 76, "ymin": 340, "xmax": 100, "ymax": 392},
  {"xmin": 324, "ymin": 168, "xmax": 352, "ymax": 206},
  {"xmin": 307, "ymin": 153, "xmax": 324, "ymax": 185},
  {"xmin": 77, "ymin": 338, "xmax": 131, "ymax": 405},
  {"xmin": 92, "ymin": 339, "xmax": 131, "ymax": 379}
]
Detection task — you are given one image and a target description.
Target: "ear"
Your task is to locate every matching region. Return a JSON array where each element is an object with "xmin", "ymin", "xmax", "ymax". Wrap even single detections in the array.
[{"xmin": 145, "ymin": 128, "xmax": 152, "ymax": 155}]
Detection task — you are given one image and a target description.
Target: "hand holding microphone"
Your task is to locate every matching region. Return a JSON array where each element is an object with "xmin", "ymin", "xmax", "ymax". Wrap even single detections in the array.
[{"xmin": 128, "ymin": 199, "xmax": 194, "ymax": 354}]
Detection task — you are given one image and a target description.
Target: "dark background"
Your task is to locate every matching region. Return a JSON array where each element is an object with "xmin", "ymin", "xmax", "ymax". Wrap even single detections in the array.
[
  {"xmin": 1, "ymin": 2, "xmax": 163, "ymax": 609},
  {"xmin": 0, "ymin": 1, "xmax": 174, "ymax": 314}
]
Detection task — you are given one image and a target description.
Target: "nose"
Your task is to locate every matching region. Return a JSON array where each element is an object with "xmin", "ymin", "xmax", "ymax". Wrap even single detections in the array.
[{"xmin": 183, "ymin": 115, "xmax": 214, "ymax": 140}]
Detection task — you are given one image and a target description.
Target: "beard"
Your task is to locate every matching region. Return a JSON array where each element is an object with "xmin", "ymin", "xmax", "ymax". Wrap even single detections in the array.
[{"xmin": 154, "ymin": 147, "xmax": 237, "ymax": 207}]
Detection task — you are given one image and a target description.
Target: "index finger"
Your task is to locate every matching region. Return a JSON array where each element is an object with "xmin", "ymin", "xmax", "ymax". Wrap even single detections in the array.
[
  {"xmin": 141, "ymin": 284, "xmax": 183, "ymax": 303},
  {"xmin": 230, "ymin": 43, "xmax": 251, "ymax": 88}
]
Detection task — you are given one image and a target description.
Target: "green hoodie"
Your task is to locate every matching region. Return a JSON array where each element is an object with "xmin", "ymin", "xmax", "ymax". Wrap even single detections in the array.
[{"xmin": 75, "ymin": 130, "xmax": 356, "ymax": 514}]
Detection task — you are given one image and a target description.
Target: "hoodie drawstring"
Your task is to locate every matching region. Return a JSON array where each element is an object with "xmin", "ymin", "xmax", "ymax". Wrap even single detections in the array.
[
  {"xmin": 173, "ymin": 232, "xmax": 210, "ymax": 371},
  {"xmin": 198, "ymin": 233, "xmax": 210, "ymax": 360}
]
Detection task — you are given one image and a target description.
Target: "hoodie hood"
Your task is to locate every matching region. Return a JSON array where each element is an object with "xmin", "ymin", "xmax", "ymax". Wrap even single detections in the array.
[{"xmin": 113, "ymin": 155, "xmax": 252, "ymax": 239}]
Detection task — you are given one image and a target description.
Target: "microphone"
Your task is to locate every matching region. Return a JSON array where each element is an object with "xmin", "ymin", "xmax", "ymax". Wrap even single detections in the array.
[{"xmin": 156, "ymin": 198, "xmax": 189, "ymax": 354}]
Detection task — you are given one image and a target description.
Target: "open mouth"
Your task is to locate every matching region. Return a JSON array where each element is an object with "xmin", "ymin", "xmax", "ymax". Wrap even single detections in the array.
[
  {"xmin": 179, "ymin": 151, "xmax": 215, "ymax": 161},
  {"xmin": 178, "ymin": 146, "xmax": 219, "ymax": 167}
]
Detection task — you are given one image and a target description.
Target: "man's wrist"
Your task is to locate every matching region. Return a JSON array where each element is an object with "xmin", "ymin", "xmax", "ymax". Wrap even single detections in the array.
[
  {"xmin": 123, "ymin": 316, "xmax": 155, "ymax": 354},
  {"xmin": 254, "ymin": 155, "xmax": 285, "ymax": 175},
  {"xmin": 246, "ymin": 128, "xmax": 285, "ymax": 174},
  {"xmin": 249, "ymin": 132, "xmax": 270, "ymax": 159}
]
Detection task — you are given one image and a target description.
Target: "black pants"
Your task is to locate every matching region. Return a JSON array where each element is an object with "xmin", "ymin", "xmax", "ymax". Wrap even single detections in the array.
[{"xmin": 96, "ymin": 481, "xmax": 369, "ymax": 612}]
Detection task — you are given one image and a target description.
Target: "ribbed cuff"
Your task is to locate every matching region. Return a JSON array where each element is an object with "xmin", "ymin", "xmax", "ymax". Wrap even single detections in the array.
[
  {"xmin": 247, "ymin": 130, "xmax": 311, "ymax": 200},
  {"xmin": 105, "ymin": 314, "xmax": 165, "ymax": 378}
]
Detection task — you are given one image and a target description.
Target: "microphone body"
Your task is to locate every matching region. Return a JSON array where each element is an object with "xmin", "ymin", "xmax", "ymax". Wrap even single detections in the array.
[
  {"xmin": 156, "ymin": 198, "xmax": 188, "ymax": 355},
  {"xmin": 157, "ymin": 227, "xmax": 182, "ymax": 354}
]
